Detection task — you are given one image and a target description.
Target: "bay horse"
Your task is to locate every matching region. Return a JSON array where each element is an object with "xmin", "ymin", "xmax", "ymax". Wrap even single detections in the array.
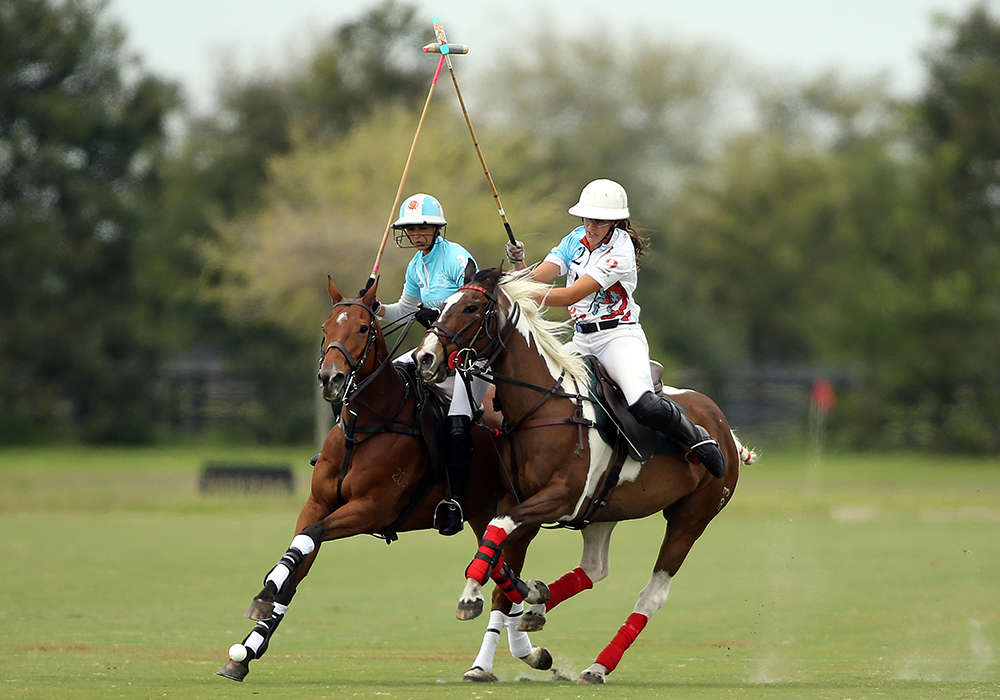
[
  {"xmin": 414, "ymin": 267, "xmax": 757, "ymax": 684},
  {"xmin": 217, "ymin": 277, "xmax": 551, "ymax": 683}
]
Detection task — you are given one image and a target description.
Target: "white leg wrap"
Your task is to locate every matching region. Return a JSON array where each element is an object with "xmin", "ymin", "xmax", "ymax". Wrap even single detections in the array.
[
  {"xmin": 265, "ymin": 563, "xmax": 291, "ymax": 591},
  {"xmin": 290, "ymin": 534, "xmax": 316, "ymax": 555},
  {"xmin": 505, "ymin": 602, "xmax": 532, "ymax": 658},
  {"xmin": 244, "ymin": 630, "xmax": 266, "ymax": 654},
  {"xmin": 273, "ymin": 602, "xmax": 289, "ymax": 616},
  {"xmin": 470, "ymin": 610, "xmax": 505, "ymax": 672}
]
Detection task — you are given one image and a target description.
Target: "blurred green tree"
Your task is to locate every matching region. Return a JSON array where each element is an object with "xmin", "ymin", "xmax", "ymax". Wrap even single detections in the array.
[
  {"xmin": 150, "ymin": 0, "xmax": 435, "ymax": 442},
  {"xmin": 843, "ymin": 2, "xmax": 1000, "ymax": 450},
  {"xmin": 0, "ymin": 0, "xmax": 180, "ymax": 441},
  {"xmin": 650, "ymin": 73, "xmax": 907, "ymax": 389}
]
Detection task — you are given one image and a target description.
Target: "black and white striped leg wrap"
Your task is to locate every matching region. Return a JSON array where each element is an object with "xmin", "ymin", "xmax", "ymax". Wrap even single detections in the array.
[
  {"xmin": 264, "ymin": 534, "xmax": 316, "ymax": 593},
  {"xmin": 241, "ymin": 603, "xmax": 288, "ymax": 661}
]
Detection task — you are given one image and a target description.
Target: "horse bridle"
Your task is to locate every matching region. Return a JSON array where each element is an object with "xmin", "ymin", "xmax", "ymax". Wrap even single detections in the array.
[
  {"xmin": 319, "ymin": 300, "xmax": 382, "ymax": 402},
  {"xmin": 427, "ymin": 284, "xmax": 519, "ymax": 371}
]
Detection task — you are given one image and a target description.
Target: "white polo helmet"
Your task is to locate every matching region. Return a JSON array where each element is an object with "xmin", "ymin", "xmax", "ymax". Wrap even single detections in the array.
[
  {"xmin": 568, "ymin": 179, "xmax": 629, "ymax": 220},
  {"xmin": 392, "ymin": 193, "xmax": 447, "ymax": 228}
]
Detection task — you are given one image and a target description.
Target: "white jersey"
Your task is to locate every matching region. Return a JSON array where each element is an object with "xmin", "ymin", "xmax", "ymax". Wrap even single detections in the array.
[{"xmin": 543, "ymin": 226, "xmax": 641, "ymax": 326}]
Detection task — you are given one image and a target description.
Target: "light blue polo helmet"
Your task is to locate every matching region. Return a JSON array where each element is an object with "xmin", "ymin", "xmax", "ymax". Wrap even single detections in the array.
[{"xmin": 392, "ymin": 193, "xmax": 447, "ymax": 228}]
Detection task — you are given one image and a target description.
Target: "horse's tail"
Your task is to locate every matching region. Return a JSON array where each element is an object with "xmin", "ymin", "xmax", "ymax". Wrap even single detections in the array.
[{"xmin": 731, "ymin": 431, "xmax": 757, "ymax": 465}]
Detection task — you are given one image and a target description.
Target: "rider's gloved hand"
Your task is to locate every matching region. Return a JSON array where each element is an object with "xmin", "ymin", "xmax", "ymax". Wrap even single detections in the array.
[
  {"xmin": 414, "ymin": 304, "xmax": 439, "ymax": 328},
  {"xmin": 505, "ymin": 239, "xmax": 525, "ymax": 264}
]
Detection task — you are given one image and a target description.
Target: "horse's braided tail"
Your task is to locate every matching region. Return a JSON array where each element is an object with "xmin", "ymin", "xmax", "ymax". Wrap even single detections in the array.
[{"xmin": 731, "ymin": 431, "xmax": 757, "ymax": 465}]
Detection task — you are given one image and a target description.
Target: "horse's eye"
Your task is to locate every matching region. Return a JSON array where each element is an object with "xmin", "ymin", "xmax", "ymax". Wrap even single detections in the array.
[
  {"xmin": 463, "ymin": 304, "xmax": 478, "ymax": 313},
  {"xmin": 359, "ymin": 325, "xmax": 368, "ymax": 334}
]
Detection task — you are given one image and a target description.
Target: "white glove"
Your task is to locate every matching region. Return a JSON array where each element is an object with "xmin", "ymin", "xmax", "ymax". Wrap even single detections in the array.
[{"xmin": 505, "ymin": 239, "xmax": 525, "ymax": 264}]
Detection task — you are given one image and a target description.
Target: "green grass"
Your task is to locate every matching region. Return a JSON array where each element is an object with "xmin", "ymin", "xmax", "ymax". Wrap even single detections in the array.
[{"xmin": 1, "ymin": 445, "xmax": 998, "ymax": 698}]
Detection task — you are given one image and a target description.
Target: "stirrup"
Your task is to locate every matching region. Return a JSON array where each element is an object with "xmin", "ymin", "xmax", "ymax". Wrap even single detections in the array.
[
  {"xmin": 433, "ymin": 498, "xmax": 464, "ymax": 536},
  {"xmin": 684, "ymin": 438, "xmax": 726, "ymax": 478}
]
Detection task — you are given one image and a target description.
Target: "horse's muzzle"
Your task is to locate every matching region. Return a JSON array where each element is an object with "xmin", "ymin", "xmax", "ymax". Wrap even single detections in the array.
[
  {"xmin": 318, "ymin": 368, "xmax": 346, "ymax": 402},
  {"xmin": 415, "ymin": 348, "xmax": 445, "ymax": 384}
]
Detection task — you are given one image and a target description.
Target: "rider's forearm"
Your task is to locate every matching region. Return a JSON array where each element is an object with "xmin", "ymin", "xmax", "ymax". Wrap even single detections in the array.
[{"xmin": 379, "ymin": 293, "xmax": 420, "ymax": 323}]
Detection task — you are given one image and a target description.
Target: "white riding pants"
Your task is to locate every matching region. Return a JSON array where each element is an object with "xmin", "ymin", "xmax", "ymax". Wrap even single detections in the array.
[
  {"xmin": 563, "ymin": 324, "xmax": 655, "ymax": 406},
  {"xmin": 394, "ymin": 349, "xmax": 490, "ymax": 418}
]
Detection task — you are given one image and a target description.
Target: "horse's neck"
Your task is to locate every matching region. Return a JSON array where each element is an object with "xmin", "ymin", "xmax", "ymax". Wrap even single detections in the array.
[{"xmin": 493, "ymin": 329, "xmax": 571, "ymax": 420}]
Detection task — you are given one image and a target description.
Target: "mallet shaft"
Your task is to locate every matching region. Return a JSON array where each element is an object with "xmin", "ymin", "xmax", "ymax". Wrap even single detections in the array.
[
  {"xmin": 367, "ymin": 54, "xmax": 446, "ymax": 286},
  {"xmin": 432, "ymin": 19, "xmax": 517, "ymax": 245}
]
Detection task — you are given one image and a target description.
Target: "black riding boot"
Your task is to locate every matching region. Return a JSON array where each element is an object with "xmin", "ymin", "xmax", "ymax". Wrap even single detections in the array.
[
  {"xmin": 630, "ymin": 391, "xmax": 726, "ymax": 478},
  {"xmin": 434, "ymin": 415, "xmax": 471, "ymax": 536}
]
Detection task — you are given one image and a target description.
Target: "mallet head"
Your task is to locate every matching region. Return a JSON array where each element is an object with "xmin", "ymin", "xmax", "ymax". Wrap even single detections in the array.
[{"xmin": 422, "ymin": 42, "xmax": 470, "ymax": 55}]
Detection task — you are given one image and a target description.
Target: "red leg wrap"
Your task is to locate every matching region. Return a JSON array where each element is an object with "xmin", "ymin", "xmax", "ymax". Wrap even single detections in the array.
[
  {"xmin": 465, "ymin": 524, "xmax": 508, "ymax": 585},
  {"xmin": 595, "ymin": 612, "xmax": 648, "ymax": 674},
  {"xmin": 545, "ymin": 567, "xmax": 593, "ymax": 611},
  {"xmin": 490, "ymin": 557, "xmax": 526, "ymax": 604}
]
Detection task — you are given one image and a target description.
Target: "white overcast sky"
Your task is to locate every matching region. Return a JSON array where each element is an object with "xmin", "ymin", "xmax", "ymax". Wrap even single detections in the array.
[{"xmin": 109, "ymin": 0, "xmax": 995, "ymax": 113}]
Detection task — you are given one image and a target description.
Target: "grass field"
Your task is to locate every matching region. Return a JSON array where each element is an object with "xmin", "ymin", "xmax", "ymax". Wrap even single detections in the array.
[{"xmin": 1, "ymin": 445, "xmax": 998, "ymax": 699}]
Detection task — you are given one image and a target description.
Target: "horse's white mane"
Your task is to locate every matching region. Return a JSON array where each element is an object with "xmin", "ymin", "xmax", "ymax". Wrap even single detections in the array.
[{"xmin": 497, "ymin": 271, "xmax": 591, "ymax": 389}]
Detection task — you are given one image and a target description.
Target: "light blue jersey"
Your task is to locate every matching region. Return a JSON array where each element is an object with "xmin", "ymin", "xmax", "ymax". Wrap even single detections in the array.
[{"xmin": 402, "ymin": 236, "xmax": 477, "ymax": 309}]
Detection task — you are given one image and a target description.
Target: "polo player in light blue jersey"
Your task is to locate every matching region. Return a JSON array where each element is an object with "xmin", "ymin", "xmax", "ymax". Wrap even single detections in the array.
[{"xmin": 375, "ymin": 193, "xmax": 487, "ymax": 536}]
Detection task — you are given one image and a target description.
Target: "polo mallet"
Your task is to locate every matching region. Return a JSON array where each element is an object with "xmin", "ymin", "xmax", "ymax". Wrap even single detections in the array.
[
  {"xmin": 428, "ymin": 19, "xmax": 517, "ymax": 246},
  {"xmin": 365, "ymin": 51, "xmax": 447, "ymax": 292}
]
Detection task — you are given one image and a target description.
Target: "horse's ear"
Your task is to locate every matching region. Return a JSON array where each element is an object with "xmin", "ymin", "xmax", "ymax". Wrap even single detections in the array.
[
  {"xmin": 463, "ymin": 259, "xmax": 476, "ymax": 284},
  {"xmin": 362, "ymin": 276, "xmax": 379, "ymax": 307},
  {"xmin": 328, "ymin": 275, "xmax": 343, "ymax": 305}
]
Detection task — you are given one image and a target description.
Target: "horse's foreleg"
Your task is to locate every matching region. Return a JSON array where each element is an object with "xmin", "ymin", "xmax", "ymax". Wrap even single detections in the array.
[
  {"xmin": 220, "ymin": 496, "xmax": 332, "ymax": 681},
  {"xmin": 464, "ymin": 485, "xmax": 572, "ymax": 587},
  {"xmin": 463, "ymin": 601, "xmax": 552, "ymax": 682}
]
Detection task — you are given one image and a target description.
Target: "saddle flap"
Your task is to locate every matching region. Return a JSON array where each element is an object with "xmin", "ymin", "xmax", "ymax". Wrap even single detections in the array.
[
  {"xmin": 398, "ymin": 364, "xmax": 448, "ymax": 480},
  {"xmin": 586, "ymin": 356, "xmax": 657, "ymax": 462}
]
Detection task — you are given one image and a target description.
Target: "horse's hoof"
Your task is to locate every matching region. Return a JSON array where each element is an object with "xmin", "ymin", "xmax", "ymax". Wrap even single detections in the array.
[
  {"xmin": 519, "ymin": 645, "xmax": 552, "ymax": 671},
  {"xmin": 578, "ymin": 669, "xmax": 605, "ymax": 685},
  {"xmin": 456, "ymin": 598, "xmax": 484, "ymax": 620},
  {"xmin": 517, "ymin": 610, "xmax": 546, "ymax": 632},
  {"xmin": 216, "ymin": 660, "xmax": 249, "ymax": 682},
  {"xmin": 246, "ymin": 597, "xmax": 274, "ymax": 621},
  {"xmin": 463, "ymin": 666, "xmax": 498, "ymax": 682},
  {"xmin": 524, "ymin": 580, "xmax": 550, "ymax": 605}
]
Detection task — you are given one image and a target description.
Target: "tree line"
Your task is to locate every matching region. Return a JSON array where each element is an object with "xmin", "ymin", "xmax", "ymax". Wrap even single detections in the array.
[{"xmin": 2, "ymin": 0, "xmax": 997, "ymax": 451}]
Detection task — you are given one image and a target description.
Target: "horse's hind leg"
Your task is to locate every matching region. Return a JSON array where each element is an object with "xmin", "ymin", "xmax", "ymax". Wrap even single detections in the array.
[
  {"xmin": 579, "ymin": 490, "xmax": 721, "ymax": 684},
  {"xmin": 519, "ymin": 522, "xmax": 616, "ymax": 632}
]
